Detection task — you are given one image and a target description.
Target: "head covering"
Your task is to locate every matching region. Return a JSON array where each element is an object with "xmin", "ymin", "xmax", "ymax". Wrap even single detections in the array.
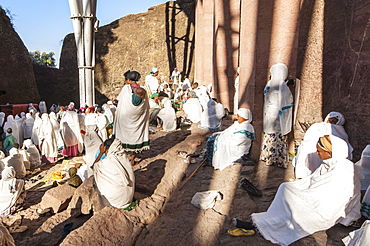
[
  {"xmin": 68, "ymin": 102, "xmax": 75, "ymax": 111},
  {"xmin": 67, "ymin": 167, "xmax": 82, "ymax": 187},
  {"xmin": 356, "ymin": 145, "xmax": 370, "ymax": 190},
  {"xmin": 318, "ymin": 135, "xmax": 333, "ymax": 155},
  {"xmin": 151, "ymin": 93, "xmax": 159, "ymax": 98},
  {"xmin": 174, "ymin": 68, "xmax": 178, "ymax": 70},
  {"xmin": 237, "ymin": 108, "xmax": 252, "ymax": 122},
  {"xmin": 107, "ymin": 101, "xmax": 113, "ymax": 105},
  {"xmin": 151, "ymin": 67, "xmax": 158, "ymax": 73},
  {"xmin": 124, "ymin": 70, "xmax": 141, "ymax": 81},
  {"xmin": 324, "ymin": 112, "xmax": 345, "ymax": 126}
]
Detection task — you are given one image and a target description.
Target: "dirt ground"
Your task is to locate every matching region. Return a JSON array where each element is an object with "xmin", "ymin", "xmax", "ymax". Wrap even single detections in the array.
[{"xmin": 1, "ymin": 116, "xmax": 358, "ymax": 245}]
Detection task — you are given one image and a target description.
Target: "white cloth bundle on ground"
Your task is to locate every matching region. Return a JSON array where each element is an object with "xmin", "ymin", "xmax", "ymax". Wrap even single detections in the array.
[
  {"xmin": 191, "ymin": 190, "xmax": 222, "ymax": 209},
  {"xmin": 113, "ymin": 84, "xmax": 150, "ymax": 152},
  {"xmin": 191, "ymin": 190, "xmax": 223, "ymax": 210},
  {"xmin": 94, "ymin": 139, "xmax": 135, "ymax": 209}
]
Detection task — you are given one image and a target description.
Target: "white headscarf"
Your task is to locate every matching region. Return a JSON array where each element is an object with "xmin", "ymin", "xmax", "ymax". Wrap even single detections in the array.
[
  {"xmin": 61, "ymin": 122, "xmax": 78, "ymax": 147},
  {"xmin": 263, "ymin": 63, "xmax": 293, "ymax": 135},
  {"xmin": 324, "ymin": 112, "xmax": 345, "ymax": 126},
  {"xmin": 237, "ymin": 108, "xmax": 252, "ymax": 124},
  {"xmin": 157, "ymin": 99, "xmax": 177, "ymax": 131},
  {"xmin": 0, "ymin": 166, "xmax": 24, "ymax": 214}
]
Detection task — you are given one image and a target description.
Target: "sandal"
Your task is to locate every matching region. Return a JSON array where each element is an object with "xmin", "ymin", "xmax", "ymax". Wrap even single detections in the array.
[
  {"xmin": 241, "ymin": 178, "xmax": 262, "ymax": 197},
  {"xmin": 227, "ymin": 228, "xmax": 255, "ymax": 237}
]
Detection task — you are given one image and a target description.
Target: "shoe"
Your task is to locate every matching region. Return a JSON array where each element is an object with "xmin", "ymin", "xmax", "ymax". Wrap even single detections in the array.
[
  {"xmin": 232, "ymin": 218, "xmax": 255, "ymax": 230},
  {"xmin": 227, "ymin": 228, "xmax": 255, "ymax": 236},
  {"xmin": 241, "ymin": 178, "xmax": 262, "ymax": 197}
]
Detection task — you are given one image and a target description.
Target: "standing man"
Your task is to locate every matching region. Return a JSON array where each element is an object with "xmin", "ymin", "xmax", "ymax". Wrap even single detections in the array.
[
  {"xmin": 145, "ymin": 67, "xmax": 161, "ymax": 95},
  {"xmin": 114, "ymin": 70, "xmax": 150, "ymax": 165}
]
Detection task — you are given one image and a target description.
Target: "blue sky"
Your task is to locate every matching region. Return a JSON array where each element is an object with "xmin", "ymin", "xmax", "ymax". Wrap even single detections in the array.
[{"xmin": 1, "ymin": 0, "xmax": 166, "ymax": 67}]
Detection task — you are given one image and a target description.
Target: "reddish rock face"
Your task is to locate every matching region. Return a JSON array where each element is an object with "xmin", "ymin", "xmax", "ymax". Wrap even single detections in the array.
[{"xmin": 0, "ymin": 8, "xmax": 40, "ymax": 104}]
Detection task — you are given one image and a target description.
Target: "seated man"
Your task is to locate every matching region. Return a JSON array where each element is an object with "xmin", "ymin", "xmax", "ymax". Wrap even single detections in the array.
[
  {"xmin": 205, "ymin": 108, "xmax": 255, "ymax": 171},
  {"xmin": 93, "ymin": 138, "xmax": 135, "ymax": 209},
  {"xmin": 232, "ymin": 135, "xmax": 361, "ymax": 245},
  {"xmin": 148, "ymin": 93, "xmax": 161, "ymax": 126}
]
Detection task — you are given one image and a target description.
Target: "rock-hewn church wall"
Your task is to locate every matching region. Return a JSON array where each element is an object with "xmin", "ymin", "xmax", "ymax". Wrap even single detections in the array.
[{"xmin": 0, "ymin": 8, "xmax": 40, "ymax": 105}]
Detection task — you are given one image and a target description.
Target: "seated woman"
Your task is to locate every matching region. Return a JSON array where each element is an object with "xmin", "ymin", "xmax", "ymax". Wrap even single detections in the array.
[
  {"xmin": 294, "ymin": 111, "xmax": 353, "ymax": 179},
  {"xmin": 0, "ymin": 166, "xmax": 25, "ymax": 217},
  {"xmin": 199, "ymin": 98, "xmax": 225, "ymax": 130},
  {"xmin": 205, "ymin": 108, "xmax": 255, "ymax": 171},
  {"xmin": 157, "ymin": 99, "xmax": 177, "ymax": 132},
  {"xmin": 93, "ymin": 138, "xmax": 135, "ymax": 209},
  {"xmin": 232, "ymin": 135, "xmax": 361, "ymax": 245}
]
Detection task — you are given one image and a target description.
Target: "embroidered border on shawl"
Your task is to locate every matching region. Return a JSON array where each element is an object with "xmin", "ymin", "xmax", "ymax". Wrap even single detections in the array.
[
  {"xmin": 234, "ymin": 130, "xmax": 255, "ymax": 140},
  {"xmin": 121, "ymin": 141, "xmax": 150, "ymax": 152}
]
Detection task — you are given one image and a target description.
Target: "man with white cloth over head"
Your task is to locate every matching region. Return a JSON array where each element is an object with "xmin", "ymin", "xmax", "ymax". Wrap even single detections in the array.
[
  {"xmin": 93, "ymin": 138, "xmax": 135, "ymax": 209},
  {"xmin": 207, "ymin": 108, "xmax": 255, "ymax": 171},
  {"xmin": 250, "ymin": 135, "xmax": 361, "ymax": 246}
]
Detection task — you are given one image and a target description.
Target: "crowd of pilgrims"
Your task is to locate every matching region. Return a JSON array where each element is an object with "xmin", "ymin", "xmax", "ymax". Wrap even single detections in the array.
[{"xmin": 0, "ymin": 65, "xmax": 369, "ymax": 245}]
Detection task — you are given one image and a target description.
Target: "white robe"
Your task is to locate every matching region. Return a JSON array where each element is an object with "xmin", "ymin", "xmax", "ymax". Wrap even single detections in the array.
[
  {"xmin": 83, "ymin": 125, "xmax": 102, "ymax": 179},
  {"xmin": 94, "ymin": 139, "xmax": 135, "ymax": 209},
  {"xmin": 113, "ymin": 84, "xmax": 150, "ymax": 152},
  {"xmin": 343, "ymin": 220, "xmax": 370, "ymax": 246},
  {"xmin": 252, "ymin": 138, "xmax": 361, "ymax": 246},
  {"xmin": 31, "ymin": 113, "xmax": 42, "ymax": 146},
  {"xmin": 0, "ymin": 167, "xmax": 24, "ymax": 215},
  {"xmin": 199, "ymin": 99, "xmax": 224, "ymax": 130},
  {"xmin": 263, "ymin": 63, "xmax": 293, "ymax": 136},
  {"xmin": 39, "ymin": 114, "xmax": 58, "ymax": 159},
  {"xmin": 14, "ymin": 115, "xmax": 24, "ymax": 145},
  {"xmin": 60, "ymin": 110, "xmax": 83, "ymax": 153},
  {"xmin": 23, "ymin": 113, "xmax": 34, "ymax": 139},
  {"xmin": 23, "ymin": 139, "xmax": 41, "ymax": 168},
  {"xmin": 3, "ymin": 115, "xmax": 19, "ymax": 146},
  {"xmin": 212, "ymin": 120, "xmax": 255, "ymax": 171},
  {"xmin": 183, "ymin": 98, "xmax": 202, "ymax": 123},
  {"xmin": 49, "ymin": 112, "xmax": 64, "ymax": 149},
  {"xmin": 157, "ymin": 100, "xmax": 177, "ymax": 132}
]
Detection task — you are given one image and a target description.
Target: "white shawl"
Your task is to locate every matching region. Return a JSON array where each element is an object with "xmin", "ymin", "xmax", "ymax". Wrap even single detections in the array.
[
  {"xmin": 113, "ymin": 84, "xmax": 150, "ymax": 152},
  {"xmin": 31, "ymin": 113, "xmax": 42, "ymax": 146},
  {"xmin": 60, "ymin": 110, "xmax": 84, "ymax": 153},
  {"xmin": 49, "ymin": 112, "xmax": 64, "ymax": 149},
  {"xmin": 183, "ymin": 98, "xmax": 202, "ymax": 124},
  {"xmin": 23, "ymin": 139, "xmax": 41, "ymax": 168},
  {"xmin": 199, "ymin": 99, "xmax": 224, "ymax": 130},
  {"xmin": 0, "ymin": 167, "xmax": 24, "ymax": 215},
  {"xmin": 94, "ymin": 139, "xmax": 135, "ymax": 209},
  {"xmin": 4, "ymin": 115, "xmax": 19, "ymax": 145},
  {"xmin": 252, "ymin": 137, "xmax": 361, "ymax": 246},
  {"xmin": 14, "ymin": 115, "xmax": 24, "ymax": 145},
  {"xmin": 60, "ymin": 122, "xmax": 78, "ymax": 147},
  {"xmin": 212, "ymin": 115, "xmax": 255, "ymax": 171},
  {"xmin": 39, "ymin": 113, "xmax": 58, "ymax": 158},
  {"xmin": 263, "ymin": 63, "xmax": 293, "ymax": 135},
  {"xmin": 83, "ymin": 125, "xmax": 102, "ymax": 178},
  {"xmin": 23, "ymin": 113, "xmax": 34, "ymax": 139},
  {"xmin": 157, "ymin": 99, "xmax": 177, "ymax": 132}
]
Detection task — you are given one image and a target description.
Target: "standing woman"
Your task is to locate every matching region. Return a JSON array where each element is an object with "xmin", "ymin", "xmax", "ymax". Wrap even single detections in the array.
[
  {"xmin": 23, "ymin": 113, "xmax": 34, "ymax": 140},
  {"xmin": 60, "ymin": 122, "xmax": 79, "ymax": 157},
  {"xmin": 31, "ymin": 112, "xmax": 42, "ymax": 148},
  {"xmin": 260, "ymin": 63, "xmax": 293, "ymax": 168},
  {"xmin": 38, "ymin": 113, "xmax": 58, "ymax": 164}
]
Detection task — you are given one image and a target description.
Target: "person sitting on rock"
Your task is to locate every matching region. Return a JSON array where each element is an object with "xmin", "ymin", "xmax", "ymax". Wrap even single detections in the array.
[
  {"xmin": 230, "ymin": 135, "xmax": 361, "ymax": 245},
  {"xmin": 0, "ymin": 166, "xmax": 26, "ymax": 217},
  {"xmin": 93, "ymin": 138, "xmax": 135, "ymax": 209},
  {"xmin": 205, "ymin": 108, "xmax": 255, "ymax": 171}
]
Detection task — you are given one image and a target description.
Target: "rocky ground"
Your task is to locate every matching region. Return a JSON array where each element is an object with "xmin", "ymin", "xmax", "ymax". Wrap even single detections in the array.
[{"xmin": 1, "ymin": 115, "xmax": 358, "ymax": 245}]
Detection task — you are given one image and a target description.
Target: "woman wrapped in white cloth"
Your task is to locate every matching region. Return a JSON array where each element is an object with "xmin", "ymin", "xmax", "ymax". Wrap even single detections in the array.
[
  {"xmin": 93, "ymin": 138, "xmax": 135, "ymax": 209},
  {"xmin": 183, "ymin": 95, "xmax": 202, "ymax": 124},
  {"xmin": 22, "ymin": 139, "xmax": 41, "ymax": 169},
  {"xmin": 247, "ymin": 135, "xmax": 361, "ymax": 246},
  {"xmin": 206, "ymin": 108, "xmax": 255, "ymax": 171},
  {"xmin": 23, "ymin": 113, "xmax": 34, "ymax": 140},
  {"xmin": 294, "ymin": 111, "xmax": 354, "ymax": 179},
  {"xmin": 0, "ymin": 166, "xmax": 25, "ymax": 217},
  {"xmin": 157, "ymin": 99, "xmax": 177, "ymax": 132},
  {"xmin": 60, "ymin": 103, "xmax": 84, "ymax": 153},
  {"xmin": 38, "ymin": 114, "xmax": 58, "ymax": 164},
  {"xmin": 199, "ymin": 98, "xmax": 225, "ymax": 130}
]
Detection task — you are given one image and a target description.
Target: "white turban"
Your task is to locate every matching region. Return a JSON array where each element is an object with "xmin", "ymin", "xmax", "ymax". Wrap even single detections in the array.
[{"xmin": 237, "ymin": 108, "xmax": 252, "ymax": 122}]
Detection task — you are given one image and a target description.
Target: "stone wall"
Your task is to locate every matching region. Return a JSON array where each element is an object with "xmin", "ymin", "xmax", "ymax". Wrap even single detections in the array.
[{"xmin": 0, "ymin": 8, "xmax": 40, "ymax": 104}]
